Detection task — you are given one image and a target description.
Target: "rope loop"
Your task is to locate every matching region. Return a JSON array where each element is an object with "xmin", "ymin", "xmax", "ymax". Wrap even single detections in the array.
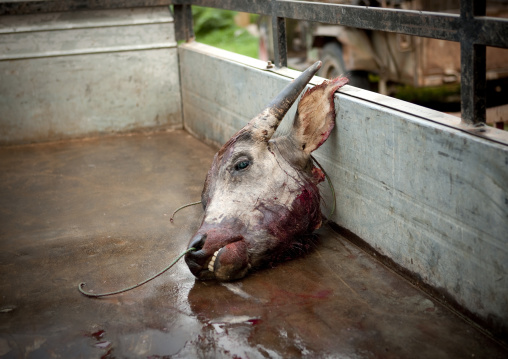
[{"xmin": 78, "ymin": 247, "xmax": 196, "ymax": 298}]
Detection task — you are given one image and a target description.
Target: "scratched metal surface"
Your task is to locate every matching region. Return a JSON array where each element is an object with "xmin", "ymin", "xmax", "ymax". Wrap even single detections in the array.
[
  {"xmin": 0, "ymin": 130, "xmax": 506, "ymax": 358},
  {"xmin": 0, "ymin": 6, "xmax": 181, "ymax": 145},
  {"xmin": 179, "ymin": 42, "xmax": 508, "ymax": 339}
]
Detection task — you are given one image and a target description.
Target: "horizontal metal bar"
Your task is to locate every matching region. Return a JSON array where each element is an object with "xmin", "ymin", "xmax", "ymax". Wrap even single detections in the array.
[
  {"xmin": 5, "ymin": 1, "xmax": 502, "ymax": 48},
  {"xmin": 174, "ymin": 0, "xmax": 461, "ymax": 41},
  {"xmin": 0, "ymin": 19, "xmax": 174, "ymax": 36},
  {"xmin": 0, "ymin": 42, "xmax": 177, "ymax": 61},
  {"xmin": 276, "ymin": 1, "xmax": 461, "ymax": 42},
  {"xmin": 173, "ymin": 0, "xmax": 508, "ymax": 48},
  {"xmin": 475, "ymin": 16, "xmax": 508, "ymax": 48},
  {"xmin": 4, "ymin": 0, "xmax": 506, "ymax": 48},
  {"xmin": 0, "ymin": 0, "xmax": 173, "ymax": 15}
]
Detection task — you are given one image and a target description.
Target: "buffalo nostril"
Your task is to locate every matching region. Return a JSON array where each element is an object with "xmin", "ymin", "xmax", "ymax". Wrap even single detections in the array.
[{"xmin": 189, "ymin": 233, "xmax": 206, "ymax": 251}]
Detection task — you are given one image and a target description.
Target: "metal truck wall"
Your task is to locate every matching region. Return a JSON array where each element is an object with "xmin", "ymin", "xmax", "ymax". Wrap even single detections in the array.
[
  {"xmin": 0, "ymin": 7, "xmax": 181, "ymax": 145},
  {"xmin": 179, "ymin": 42, "xmax": 508, "ymax": 336}
]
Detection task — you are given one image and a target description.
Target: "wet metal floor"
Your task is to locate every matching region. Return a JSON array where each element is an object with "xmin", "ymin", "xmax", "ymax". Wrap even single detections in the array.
[{"xmin": 0, "ymin": 130, "xmax": 506, "ymax": 358}]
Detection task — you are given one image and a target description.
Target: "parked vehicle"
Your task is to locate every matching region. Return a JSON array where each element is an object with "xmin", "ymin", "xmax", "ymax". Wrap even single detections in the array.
[{"xmin": 259, "ymin": 0, "xmax": 508, "ymax": 112}]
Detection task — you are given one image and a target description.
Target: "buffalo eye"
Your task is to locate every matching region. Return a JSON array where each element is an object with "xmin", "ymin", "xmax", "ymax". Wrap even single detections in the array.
[{"xmin": 234, "ymin": 159, "xmax": 250, "ymax": 171}]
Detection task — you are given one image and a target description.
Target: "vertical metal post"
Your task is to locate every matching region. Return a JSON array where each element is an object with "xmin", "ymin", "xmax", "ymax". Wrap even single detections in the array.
[
  {"xmin": 174, "ymin": 4, "xmax": 194, "ymax": 42},
  {"xmin": 460, "ymin": 0, "xmax": 486, "ymax": 125},
  {"xmin": 272, "ymin": 16, "xmax": 288, "ymax": 68}
]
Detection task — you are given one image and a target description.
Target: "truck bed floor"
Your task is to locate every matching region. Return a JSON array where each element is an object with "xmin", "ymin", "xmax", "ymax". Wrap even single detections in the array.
[{"xmin": 0, "ymin": 130, "xmax": 506, "ymax": 358}]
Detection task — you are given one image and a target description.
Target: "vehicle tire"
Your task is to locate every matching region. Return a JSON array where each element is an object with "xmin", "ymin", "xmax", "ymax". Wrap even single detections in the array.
[{"xmin": 319, "ymin": 42, "xmax": 371, "ymax": 90}]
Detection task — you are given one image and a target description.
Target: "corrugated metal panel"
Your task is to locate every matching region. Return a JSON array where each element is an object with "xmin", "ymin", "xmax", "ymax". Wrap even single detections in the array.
[
  {"xmin": 0, "ymin": 6, "xmax": 181, "ymax": 144},
  {"xmin": 179, "ymin": 42, "xmax": 508, "ymax": 335}
]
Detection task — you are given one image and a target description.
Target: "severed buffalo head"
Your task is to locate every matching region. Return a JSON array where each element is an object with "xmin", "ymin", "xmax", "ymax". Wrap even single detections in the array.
[{"xmin": 185, "ymin": 61, "xmax": 348, "ymax": 281}]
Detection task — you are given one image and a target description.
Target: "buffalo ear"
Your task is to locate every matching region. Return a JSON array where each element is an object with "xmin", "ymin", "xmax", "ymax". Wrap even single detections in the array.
[{"xmin": 290, "ymin": 77, "xmax": 348, "ymax": 154}]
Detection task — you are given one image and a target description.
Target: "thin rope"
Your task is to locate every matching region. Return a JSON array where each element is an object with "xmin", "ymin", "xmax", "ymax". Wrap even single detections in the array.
[
  {"xmin": 78, "ymin": 247, "xmax": 196, "ymax": 298},
  {"xmin": 170, "ymin": 201, "xmax": 202, "ymax": 223},
  {"xmin": 311, "ymin": 155, "xmax": 336, "ymax": 219}
]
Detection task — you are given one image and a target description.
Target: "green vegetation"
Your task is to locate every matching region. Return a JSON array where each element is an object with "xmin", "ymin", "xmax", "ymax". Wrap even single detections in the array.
[
  {"xmin": 394, "ymin": 83, "xmax": 461, "ymax": 105},
  {"xmin": 192, "ymin": 6, "xmax": 259, "ymax": 59},
  {"xmin": 393, "ymin": 83, "xmax": 462, "ymax": 112}
]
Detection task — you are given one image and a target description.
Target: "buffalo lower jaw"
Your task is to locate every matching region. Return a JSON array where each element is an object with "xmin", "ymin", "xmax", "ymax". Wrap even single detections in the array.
[{"xmin": 207, "ymin": 244, "xmax": 251, "ymax": 281}]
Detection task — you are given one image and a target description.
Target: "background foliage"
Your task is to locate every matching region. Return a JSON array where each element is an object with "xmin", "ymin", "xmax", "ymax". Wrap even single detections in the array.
[{"xmin": 192, "ymin": 6, "xmax": 259, "ymax": 59}]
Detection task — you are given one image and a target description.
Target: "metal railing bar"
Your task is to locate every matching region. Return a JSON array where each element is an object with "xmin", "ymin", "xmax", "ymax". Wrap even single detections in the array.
[
  {"xmin": 0, "ymin": 42, "xmax": 178, "ymax": 61},
  {"xmin": 0, "ymin": 0, "xmax": 173, "ymax": 15},
  {"xmin": 174, "ymin": 0, "xmax": 508, "ymax": 125},
  {"xmin": 4, "ymin": 0, "xmax": 506, "ymax": 126},
  {"xmin": 460, "ymin": 0, "xmax": 487, "ymax": 125},
  {"xmin": 272, "ymin": 16, "xmax": 288, "ymax": 68},
  {"xmin": 174, "ymin": 0, "xmax": 461, "ymax": 41},
  {"xmin": 173, "ymin": 3, "xmax": 194, "ymax": 42},
  {"xmin": 475, "ymin": 17, "xmax": 508, "ymax": 48},
  {"xmin": 174, "ymin": 0, "xmax": 507, "ymax": 47},
  {"xmin": 276, "ymin": 1, "xmax": 461, "ymax": 42},
  {"xmin": 460, "ymin": 42, "xmax": 487, "ymax": 124},
  {"xmin": 2, "ymin": 0, "xmax": 504, "ymax": 48}
]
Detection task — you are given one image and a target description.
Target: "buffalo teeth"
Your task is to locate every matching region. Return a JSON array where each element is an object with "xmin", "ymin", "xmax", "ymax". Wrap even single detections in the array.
[{"xmin": 208, "ymin": 249, "xmax": 221, "ymax": 272}]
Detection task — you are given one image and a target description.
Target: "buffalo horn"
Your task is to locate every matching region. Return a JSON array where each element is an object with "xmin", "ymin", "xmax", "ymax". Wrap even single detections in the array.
[{"xmin": 249, "ymin": 61, "xmax": 322, "ymax": 142}]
